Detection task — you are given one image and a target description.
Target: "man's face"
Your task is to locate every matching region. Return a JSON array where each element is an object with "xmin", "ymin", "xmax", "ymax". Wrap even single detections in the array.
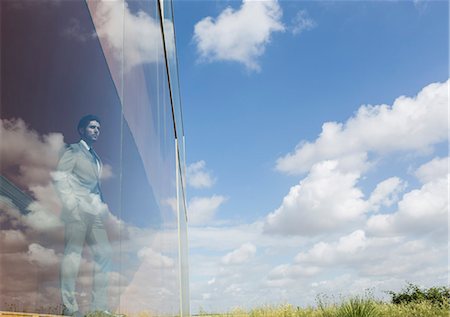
[{"xmin": 81, "ymin": 120, "xmax": 100, "ymax": 144}]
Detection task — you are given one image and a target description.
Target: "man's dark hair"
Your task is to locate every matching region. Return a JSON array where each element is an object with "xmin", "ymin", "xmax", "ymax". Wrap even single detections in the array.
[{"xmin": 77, "ymin": 114, "xmax": 101, "ymax": 135}]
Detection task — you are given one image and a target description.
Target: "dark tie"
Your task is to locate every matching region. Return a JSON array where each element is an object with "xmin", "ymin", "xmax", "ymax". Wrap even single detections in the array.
[{"xmin": 89, "ymin": 148, "xmax": 98, "ymax": 163}]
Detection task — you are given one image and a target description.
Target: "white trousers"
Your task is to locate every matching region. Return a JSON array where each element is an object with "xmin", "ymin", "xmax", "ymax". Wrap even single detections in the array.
[{"xmin": 61, "ymin": 212, "xmax": 112, "ymax": 314}]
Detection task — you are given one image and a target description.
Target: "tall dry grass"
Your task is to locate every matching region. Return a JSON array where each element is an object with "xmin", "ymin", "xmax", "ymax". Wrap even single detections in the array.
[{"xmin": 195, "ymin": 298, "xmax": 449, "ymax": 317}]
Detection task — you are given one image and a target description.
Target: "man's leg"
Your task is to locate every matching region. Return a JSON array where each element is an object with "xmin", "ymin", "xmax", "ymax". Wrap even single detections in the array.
[
  {"xmin": 61, "ymin": 220, "xmax": 88, "ymax": 315},
  {"xmin": 87, "ymin": 214, "xmax": 112, "ymax": 312}
]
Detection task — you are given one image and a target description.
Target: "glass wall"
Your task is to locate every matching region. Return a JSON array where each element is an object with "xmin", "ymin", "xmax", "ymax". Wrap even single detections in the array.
[{"xmin": 0, "ymin": 0, "xmax": 189, "ymax": 316}]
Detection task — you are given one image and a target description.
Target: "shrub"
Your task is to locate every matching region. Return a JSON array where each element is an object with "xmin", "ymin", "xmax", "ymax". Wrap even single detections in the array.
[
  {"xmin": 378, "ymin": 300, "xmax": 450, "ymax": 317},
  {"xmin": 387, "ymin": 283, "xmax": 450, "ymax": 308}
]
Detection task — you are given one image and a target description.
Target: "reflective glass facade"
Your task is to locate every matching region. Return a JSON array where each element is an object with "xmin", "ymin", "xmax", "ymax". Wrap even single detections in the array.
[{"xmin": 0, "ymin": 1, "xmax": 189, "ymax": 316}]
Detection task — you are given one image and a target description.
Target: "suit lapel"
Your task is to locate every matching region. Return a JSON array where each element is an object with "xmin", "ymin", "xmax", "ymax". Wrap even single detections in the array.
[
  {"xmin": 78, "ymin": 142, "xmax": 100, "ymax": 179},
  {"xmin": 90, "ymin": 148, "xmax": 103, "ymax": 178}
]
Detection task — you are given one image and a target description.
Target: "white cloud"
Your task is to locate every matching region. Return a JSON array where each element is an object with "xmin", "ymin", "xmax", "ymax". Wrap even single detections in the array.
[
  {"xmin": 189, "ymin": 223, "xmax": 261, "ymax": 251},
  {"xmin": 187, "ymin": 160, "xmax": 215, "ymax": 188},
  {"xmin": 265, "ymin": 229, "xmax": 446, "ymax": 293},
  {"xmin": 189, "ymin": 220, "xmax": 447, "ymax": 313},
  {"xmin": 368, "ymin": 177, "xmax": 407, "ymax": 212},
  {"xmin": 189, "ymin": 221, "xmax": 307, "ymax": 252},
  {"xmin": 291, "ymin": 10, "xmax": 316, "ymax": 35},
  {"xmin": 264, "ymin": 160, "xmax": 368, "ymax": 235},
  {"xmin": 188, "ymin": 195, "xmax": 226, "ymax": 226},
  {"xmin": 414, "ymin": 156, "xmax": 448, "ymax": 184},
  {"xmin": 367, "ymin": 156, "xmax": 448, "ymax": 237},
  {"xmin": 267, "ymin": 264, "xmax": 321, "ymax": 285},
  {"xmin": 366, "ymin": 176, "xmax": 448, "ymax": 237},
  {"xmin": 265, "ymin": 80, "xmax": 448, "ymax": 237},
  {"xmin": 396, "ymin": 178, "xmax": 447, "ymax": 229},
  {"xmin": 193, "ymin": 0, "xmax": 285, "ymax": 71},
  {"xmin": 276, "ymin": 80, "xmax": 448, "ymax": 175},
  {"xmin": 294, "ymin": 230, "xmax": 367, "ymax": 266},
  {"xmin": 189, "ymin": 223, "xmax": 312, "ymax": 311},
  {"xmin": 221, "ymin": 243, "xmax": 256, "ymax": 265},
  {"xmin": 89, "ymin": 0, "xmax": 174, "ymax": 71}
]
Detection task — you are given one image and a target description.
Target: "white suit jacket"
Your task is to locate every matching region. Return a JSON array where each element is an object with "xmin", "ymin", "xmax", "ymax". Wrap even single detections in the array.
[{"xmin": 53, "ymin": 141, "xmax": 106, "ymax": 221}]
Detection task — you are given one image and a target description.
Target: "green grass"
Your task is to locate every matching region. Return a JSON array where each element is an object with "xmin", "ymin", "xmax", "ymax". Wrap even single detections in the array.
[{"xmin": 196, "ymin": 298, "xmax": 449, "ymax": 317}]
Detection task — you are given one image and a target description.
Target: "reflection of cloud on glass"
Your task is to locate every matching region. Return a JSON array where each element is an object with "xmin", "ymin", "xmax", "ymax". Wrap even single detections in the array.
[
  {"xmin": 101, "ymin": 163, "xmax": 114, "ymax": 180},
  {"xmin": 0, "ymin": 118, "xmax": 64, "ymax": 188},
  {"xmin": 0, "ymin": 196, "xmax": 63, "ymax": 312},
  {"xmin": 9, "ymin": 0, "xmax": 61, "ymax": 10},
  {"xmin": 1, "ymin": 188, "xmax": 179, "ymax": 314},
  {"xmin": 0, "ymin": 191, "xmax": 117, "ymax": 313},
  {"xmin": 0, "ymin": 195, "xmax": 23, "ymax": 227},
  {"xmin": 28, "ymin": 243, "xmax": 59, "ymax": 266},
  {"xmin": 30, "ymin": 183, "xmax": 63, "ymax": 214},
  {"xmin": 119, "ymin": 240, "xmax": 178, "ymax": 314},
  {"xmin": 62, "ymin": 18, "xmax": 94, "ymax": 43},
  {"xmin": 0, "ymin": 118, "xmax": 67, "ymax": 230},
  {"xmin": 25, "ymin": 200, "xmax": 63, "ymax": 230},
  {"xmin": 104, "ymin": 222, "xmax": 180, "ymax": 314},
  {"xmin": 162, "ymin": 18, "xmax": 176, "ymax": 64},
  {"xmin": 138, "ymin": 247, "xmax": 175, "ymax": 268},
  {"xmin": 86, "ymin": 0, "xmax": 179, "ymax": 210},
  {"xmin": 0, "ymin": 117, "xmax": 179, "ymax": 314},
  {"xmin": 89, "ymin": 0, "xmax": 174, "ymax": 71},
  {"xmin": 162, "ymin": 197, "xmax": 177, "ymax": 214},
  {"xmin": 0, "ymin": 118, "xmax": 91, "ymax": 312}
]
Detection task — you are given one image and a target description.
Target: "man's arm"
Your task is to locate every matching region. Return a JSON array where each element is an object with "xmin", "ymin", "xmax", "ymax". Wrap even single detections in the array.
[{"xmin": 52, "ymin": 145, "xmax": 79, "ymax": 210}]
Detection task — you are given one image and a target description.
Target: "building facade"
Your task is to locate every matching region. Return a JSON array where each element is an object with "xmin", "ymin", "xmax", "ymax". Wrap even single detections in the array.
[{"xmin": 0, "ymin": 1, "xmax": 189, "ymax": 316}]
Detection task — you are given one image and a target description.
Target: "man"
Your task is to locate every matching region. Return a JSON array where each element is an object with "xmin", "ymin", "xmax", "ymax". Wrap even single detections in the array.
[{"xmin": 53, "ymin": 115, "xmax": 111, "ymax": 317}]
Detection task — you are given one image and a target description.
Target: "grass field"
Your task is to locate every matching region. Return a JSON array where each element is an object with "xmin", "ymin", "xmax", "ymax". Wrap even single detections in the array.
[
  {"xmin": 195, "ymin": 298, "xmax": 449, "ymax": 317},
  {"xmin": 195, "ymin": 284, "xmax": 450, "ymax": 317}
]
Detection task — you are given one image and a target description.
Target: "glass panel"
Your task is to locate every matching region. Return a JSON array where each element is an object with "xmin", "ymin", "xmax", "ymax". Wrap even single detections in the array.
[
  {"xmin": 161, "ymin": 0, "xmax": 186, "ymax": 182},
  {"xmin": 116, "ymin": 0, "xmax": 179, "ymax": 315},
  {"xmin": 1, "ymin": 1, "xmax": 188, "ymax": 316},
  {"xmin": 162, "ymin": 3, "xmax": 190, "ymax": 313},
  {"xmin": 0, "ymin": 1, "xmax": 123, "ymax": 315},
  {"xmin": 177, "ymin": 140, "xmax": 190, "ymax": 317}
]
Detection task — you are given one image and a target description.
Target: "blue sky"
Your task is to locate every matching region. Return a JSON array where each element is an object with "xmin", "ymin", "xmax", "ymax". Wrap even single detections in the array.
[
  {"xmin": 4, "ymin": 1, "xmax": 446, "ymax": 314},
  {"xmin": 172, "ymin": 0, "xmax": 448, "ymax": 313}
]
